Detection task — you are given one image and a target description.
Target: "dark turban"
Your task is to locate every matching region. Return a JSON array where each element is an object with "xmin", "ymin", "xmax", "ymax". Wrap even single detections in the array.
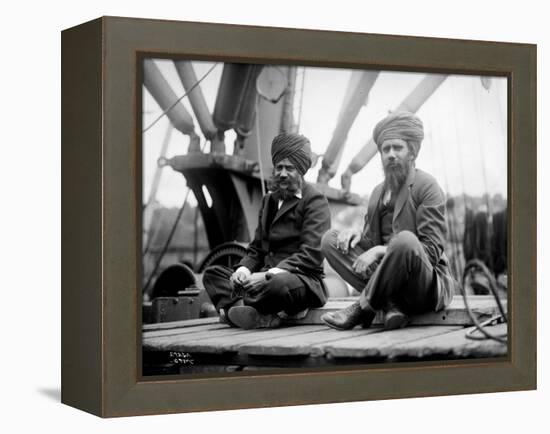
[
  {"xmin": 373, "ymin": 111, "xmax": 424, "ymax": 157},
  {"xmin": 270, "ymin": 133, "xmax": 312, "ymax": 176}
]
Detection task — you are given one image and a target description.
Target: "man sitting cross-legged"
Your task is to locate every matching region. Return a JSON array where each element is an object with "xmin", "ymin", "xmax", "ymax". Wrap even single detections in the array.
[
  {"xmin": 321, "ymin": 112, "xmax": 459, "ymax": 331},
  {"xmin": 203, "ymin": 133, "xmax": 331, "ymax": 329}
]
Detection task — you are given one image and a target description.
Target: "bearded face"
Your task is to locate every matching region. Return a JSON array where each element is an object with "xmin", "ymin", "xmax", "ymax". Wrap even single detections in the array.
[
  {"xmin": 270, "ymin": 157, "xmax": 303, "ymax": 199},
  {"xmin": 380, "ymin": 138, "xmax": 414, "ymax": 194}
]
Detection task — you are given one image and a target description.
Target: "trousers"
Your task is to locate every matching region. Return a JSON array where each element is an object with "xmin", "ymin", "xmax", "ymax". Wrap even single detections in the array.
[
  {"xmin": 321, "ymin": 229, "xmax": 437, "ymax": 315},
  {"xmin": 203, "ymin": 265, "xmax": 313, "ymax": 315}
]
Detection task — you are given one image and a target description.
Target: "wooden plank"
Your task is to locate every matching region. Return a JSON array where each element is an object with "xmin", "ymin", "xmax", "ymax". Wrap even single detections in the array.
[
  {"xmin": 143, "ymin": 325, "xmax": 256, "ymax": 351},
  {"xmin": 143, "ymin": 322, "xmax": 228, "ymax": 339},
  {"xmin": 237, "ymin": 327, "xmax": 380, "ymax": 357},
  {"xmin": 322, "ymin": 326, "xmax": 462, "ymax": 359},
  {"xmin": 285, "ymin": 296, "xmax": 506, "ymax": 326},
  {"xmin": 144, "ymin": 325, "xmax": 322, "ymax": 353},
  {"xmin": 386, "ymin": 323, "xmax": 508, "ymax": 359},
  {"xmin": 329, "ymin": 296, "xmax": 504, "ymax": 302},
  {"xmin": 142, "ymin": 316, "xmax": 218, "ymax": 332},
  {"xmin": 176, "ymin": 325, "xmax": 324, "ymax": 354}
]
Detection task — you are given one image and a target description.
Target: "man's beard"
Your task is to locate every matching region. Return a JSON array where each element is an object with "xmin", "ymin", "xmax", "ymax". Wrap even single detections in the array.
[
  {"xmin": 383, "ymin": 159, "xmax": 411, "ymax": 194},
  {"xmin": 269, "ymin": 174, "xmax": 303, "ymax": 200}
]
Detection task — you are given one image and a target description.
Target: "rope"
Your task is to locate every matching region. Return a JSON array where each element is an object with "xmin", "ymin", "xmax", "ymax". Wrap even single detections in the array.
[
  {"xmin": 473, "ymin": 79, "xmax": 496, "ymax": 271},
  {"xmin": 143, "ymin": 139, "xmax": 209, "ymax": 295},
  {"xmin": 254, "ymin": 94, "xmax": 267, "ymax": 196},
  {"xmin": 142, "ymin": 123, "xmax": 174, "ymax": 256},
  {"xmin": 296, "ymin": 67, "xmax": 306, "ymax": 133},
  {"xmin": 450, "ymin": 77, "xmax": 470, "ymax": 276},
  {"xmin": 143, "ymin": 187, "xmax": 193, "ymax": 295},
  {"xmin": 143, "ymin": 62, "xmax": 219, "ymax": 133},
  {"xmin": 461, "ymin": 258, "xmax": 507, "ymax": 344}
]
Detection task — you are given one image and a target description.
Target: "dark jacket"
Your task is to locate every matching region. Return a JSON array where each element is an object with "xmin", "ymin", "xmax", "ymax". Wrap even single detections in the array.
[
  {"xmin": 238, "ymin": 182, "xmax": 331, "ymax": 306},
  {"xmin": 359, "ymin": 168, "xmax": 458, "ymax": 311}
]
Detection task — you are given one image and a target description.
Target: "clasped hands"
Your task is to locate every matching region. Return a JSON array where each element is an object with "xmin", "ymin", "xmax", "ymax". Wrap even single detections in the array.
[
  {"xmin": 336, "ymin": 229, "xmax": 386, "ymax": 277},
  {"xmin": 230, "ymin": 270, "xmax": 267, "ymax": 292}
]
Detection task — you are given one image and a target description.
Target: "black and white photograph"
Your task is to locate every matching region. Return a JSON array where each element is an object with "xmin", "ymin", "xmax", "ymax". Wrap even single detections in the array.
[
  {"xmin": 141, "ymin": 59, "xmax": 508, "ymax": 376},
  {"xmin": 3, "ymin": 0, "xmax": 545, "ymax": 429}
]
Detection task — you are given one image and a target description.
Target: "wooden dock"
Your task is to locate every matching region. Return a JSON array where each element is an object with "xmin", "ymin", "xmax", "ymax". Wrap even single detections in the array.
[{"xmin": 142, "ymin": 296, "xmax": 507, "ymax": 374}]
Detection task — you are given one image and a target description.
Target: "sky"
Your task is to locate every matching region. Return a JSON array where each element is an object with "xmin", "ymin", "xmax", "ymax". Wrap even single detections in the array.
[{"xmin": 142, "ymin": 60, "xmax": 507, "ymax": 208}]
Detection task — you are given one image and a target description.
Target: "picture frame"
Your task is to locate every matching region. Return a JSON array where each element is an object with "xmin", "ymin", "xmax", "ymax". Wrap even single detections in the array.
[{"xmin": 61, "ymin": 16, "xmax": 536, "ymax": 417}]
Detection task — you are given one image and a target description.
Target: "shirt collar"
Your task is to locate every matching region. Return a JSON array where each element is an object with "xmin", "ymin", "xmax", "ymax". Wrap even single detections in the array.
[{"xmin": 277, "ymin": 189, "xmax": 302, "ymax": 206}]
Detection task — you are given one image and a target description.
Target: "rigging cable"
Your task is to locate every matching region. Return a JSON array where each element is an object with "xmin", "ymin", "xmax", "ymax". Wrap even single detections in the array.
[
  {"xmin": 143, "ymin": 123, "xmax": 174, "ymax": 256},
  {"xmin": 458, "ymin": 80, "xmax": 507, "ymax": 344},
  {"xmin": 296, "ymin": 67, "xmax": 306, "ymax": 133},
  {"xmin": 427, "ymin": 87, "xmax": 461, "ymax": 280},
  {"xmin": 142, "ymin": 139, "xmax": 209, "ymax": 295},
  {"xmin": 472, "ymin": 79, "xmax": 495, "ymax": 270},
  {"xmin": 142, "ymin": 62, "xmax": 219, "ymax": 133},
  {"xmin": 254, "ymin": 94, "xmax": 267, "ymax": 196},
  {"xmin": 450, "ymin": 77, "xmax": 470, "ymax": 276}
]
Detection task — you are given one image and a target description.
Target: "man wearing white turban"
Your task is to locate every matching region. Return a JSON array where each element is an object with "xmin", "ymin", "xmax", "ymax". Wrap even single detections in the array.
[
  {"xmin": 321, "ymin": 112, "xmax": 458, "ymax": 330},
  {"xmin": 203, "ymin": 133, "xmax": 331, "ymax": 329}
]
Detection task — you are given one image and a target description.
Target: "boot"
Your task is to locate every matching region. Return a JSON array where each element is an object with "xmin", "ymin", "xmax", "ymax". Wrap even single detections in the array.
[
  {"xmin": 227, "ymin": 305, "xmax": 282, "ymax": 329},
  {"xmin": 321, "ymin": 301, "xmax": 375, "ymax": 330},
  {"xmin": 384, "ymin": 305, "xmax": 409, "ymax": 330}
]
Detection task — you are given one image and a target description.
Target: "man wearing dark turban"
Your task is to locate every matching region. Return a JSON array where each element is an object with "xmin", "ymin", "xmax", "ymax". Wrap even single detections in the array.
[
  {"xmin": 203, "ymin": 133, "xmax": 331, "ymax": 329},
  {"xmin": 321, "ymin": 112, "xmax": 458, "ymax": 330}
]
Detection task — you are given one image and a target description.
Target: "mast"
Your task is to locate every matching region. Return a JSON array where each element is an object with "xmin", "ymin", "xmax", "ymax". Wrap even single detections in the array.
[
  {"xmin": 143, "ymin": 59, "xmax": 200, "ymax": 151},
  {"xmin": 173, "ymin": 60, "xmax": 224, "ymax": 152},
  {"xmin": 280, "ymin": 66, "xmax": 297, "ymax": 133},
  {"xmin": 317, "ymin": 70, "xmax": 379, "ymax": 184}
]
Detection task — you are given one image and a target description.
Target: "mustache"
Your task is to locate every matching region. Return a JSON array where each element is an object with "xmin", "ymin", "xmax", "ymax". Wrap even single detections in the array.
[{"xmin": 269, "ymin": 174, "xmax": 302, "ymax": 194}]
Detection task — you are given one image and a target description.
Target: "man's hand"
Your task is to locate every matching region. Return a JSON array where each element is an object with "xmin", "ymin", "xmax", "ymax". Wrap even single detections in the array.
[
  {"xmin": 336, "ymin": 229, "xmax": 363, "ymax": 254},
  {"xmin": 242, "ymin": 272, "xmax": 267, "ymax": 292},
  {"xmin": 230, "ymin": 269, "xmax": 249, "ymax": 289},
  {"xmin": 352, "ymin": 245, "xmax": 387, "ymax": 276}
]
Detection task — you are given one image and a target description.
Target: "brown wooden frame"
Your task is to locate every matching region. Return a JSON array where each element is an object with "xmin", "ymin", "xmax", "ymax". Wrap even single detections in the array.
[{"xmin": 61, "ymin": 16, "xmax": 536, "ymax": 417}]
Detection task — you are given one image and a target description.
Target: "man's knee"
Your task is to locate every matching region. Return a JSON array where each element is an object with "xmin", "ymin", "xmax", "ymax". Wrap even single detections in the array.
[
  {"xmin": 202, "ymin": 265, "xmax": 228, "ymax": 289},
  {"xmin": 203, "ymin": 265, "xmax": 222, "ymax": 279},
  {"xmin": 262, "ymin": 273, "xmax": 299, "ymax": 297},
  {"xmin": 243, "ymin": 273, "xmax": 297, "ymax": 306},
  {"xmin": 321, "ymin": 229, "xmax": 339, "ymax": 256},
  {"xmin": 389, "ymin": 230, "xmax": 421, "ymax": 255}
]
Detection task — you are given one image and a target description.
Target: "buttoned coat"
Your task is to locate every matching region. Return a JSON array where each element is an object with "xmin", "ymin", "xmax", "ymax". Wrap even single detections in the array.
[
  {"xmin": 238, "ymin": 182, "xmax": 331, "ymax": 306},
  {"xmin": 359, "ymin": 168, "xmax": 458, "ymax": 310}
]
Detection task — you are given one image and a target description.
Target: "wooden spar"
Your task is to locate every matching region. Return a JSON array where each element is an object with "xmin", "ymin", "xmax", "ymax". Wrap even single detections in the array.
[
  {"xmin": 280, "ymin": 66, "xmax": 297, "ymax": 133},
  {"xmin": 340, "ymin": 74, "xmax": 447, "ymax": 192},
  {"xmin": 212, "ymin": 64, "xmax": 252, "ymax": 133},
  {"xmin": 173, "ymin": 61, "xmax": 219, "ymax": 142},
  {"xmin": 234, "ymin": 66, "xmax": 264, "ymax": 143},
  {"xmin": 317, "ymin": 70, "xmax": 379, "ymax": 184},
  {"xmin": 143, "ymin": 59, "xmax": 200, "ymax": 149}
]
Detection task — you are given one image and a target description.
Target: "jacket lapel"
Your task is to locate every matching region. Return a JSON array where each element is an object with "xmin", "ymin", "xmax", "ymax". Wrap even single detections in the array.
[
  {"xmin": 272, "ymin": 195, "xmax": 300, "ymax": 226},
  {"xmin": 366, "ymin": 184, "xmax": 383, "ymax": 245},
  {"xmin": 261, "ymin": 193, "xmax": 276, "ymax": 232},
  {"xmin": 393, "ymin": 168, "xmax": 416, "ymax": 223}
]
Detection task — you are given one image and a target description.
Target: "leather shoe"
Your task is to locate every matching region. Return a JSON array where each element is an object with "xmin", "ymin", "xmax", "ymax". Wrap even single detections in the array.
[
  {"xmin": 384, "ymin": 306, "xmax": 409, "ymax": 330},
  {"xmin": 321, "ymin": 301, "xmax": 375, "ymax": 330},
  {"xmin": 218, "ymin": 308, "xmax": 235, "ymax": 327},
  {"xmin": 227, "ymin": 305, "xmax": 282, "ymax": 329},
  {"xmin": 218, "ymin": 300, "xmax": 244, "ymax": 327}
]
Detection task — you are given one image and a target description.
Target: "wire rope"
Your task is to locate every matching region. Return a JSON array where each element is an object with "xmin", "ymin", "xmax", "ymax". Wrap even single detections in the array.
[{"xmin": 143, "ymin": 62, "xmax": 219, "ymax": 133}]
